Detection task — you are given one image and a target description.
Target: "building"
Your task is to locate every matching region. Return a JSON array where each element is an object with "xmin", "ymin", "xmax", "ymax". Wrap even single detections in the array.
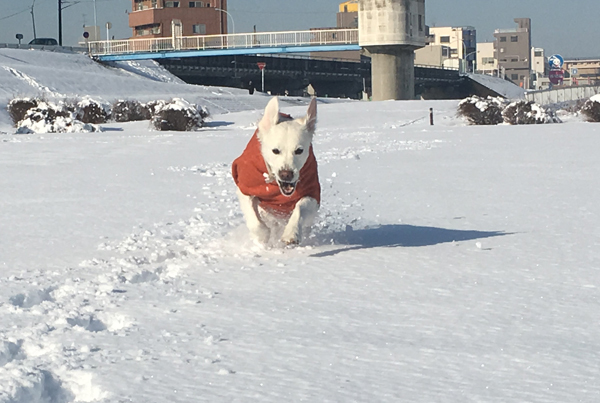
[
  {"xmin": 338, "ymin": 0, "xmax": 358, "ymax": 28},
  {"xmin": 415, "ymin": 44, "xmax": 451, "ymax": 68},
  {"xmin": 427, "ymin": 26, "xmax": 476, "ymax": 72},
  {"xmin": 531, "ymin": 47, "xmax": 546, "ymax": 89},
  {"xmin": 129, "ymin": 0, "xmax": 228, "ymax": 39},
  {"xmin": 493, "ymin": 18, "xmax": 531, "ymax": 88},
  {"xmin": 311, "ymin": 1, "xmax": 361, "ymax": 61},
  {"xmin": 476, "ymin": 42, "xmax": 498, "ymax": 76},
  {"xmin": 564, "ymin": 58, "xmax": 600, "ymax": 86}
]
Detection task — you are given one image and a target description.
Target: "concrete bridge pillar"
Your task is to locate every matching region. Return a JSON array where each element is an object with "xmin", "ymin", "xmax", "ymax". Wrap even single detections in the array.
[{"xmin": 359, "ymin": 0, "xmax": 426, "ymax": 101}]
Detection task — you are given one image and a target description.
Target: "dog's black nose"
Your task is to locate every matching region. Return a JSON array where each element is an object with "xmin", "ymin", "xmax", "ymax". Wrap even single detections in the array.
[{"xmin": 279, "ymin": 170, "xmax": 294, "ymax": 182}]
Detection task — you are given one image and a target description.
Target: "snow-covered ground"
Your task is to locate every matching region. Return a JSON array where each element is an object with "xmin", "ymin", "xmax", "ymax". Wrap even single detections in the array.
[{"xmin": 2, "ymin": 48, "xmax": 600, "ymax": 403}]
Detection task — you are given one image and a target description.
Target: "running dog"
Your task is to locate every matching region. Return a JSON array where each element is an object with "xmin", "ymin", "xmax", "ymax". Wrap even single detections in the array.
[{"xmin": 232, "ymin": 97, "xmax": 320, "ymax": 245}]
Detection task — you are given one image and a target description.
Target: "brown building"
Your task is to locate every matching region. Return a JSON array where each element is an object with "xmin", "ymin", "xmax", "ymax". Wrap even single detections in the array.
[
  {"xmin": 494, "ymin": 18, "xmax": 532, "ymax": 88},
  {"xmin": 337, "ymin": 0, "xmax": 358, "ymax": 28},
  {"xmin": 564, "ymin": 59, "xmax": 600, "ymax": 85},
  {"xmin": 129, "ymin": 0, "xmax": 228, "ymax": 39},
  {"xmin": 311, "ymin": 1, "xmax": 360, "ymax": 61}
]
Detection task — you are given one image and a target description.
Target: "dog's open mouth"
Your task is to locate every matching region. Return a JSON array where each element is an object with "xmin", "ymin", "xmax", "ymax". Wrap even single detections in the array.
[{"xmin": 277, "ymin": 181, "xmax": 297, "ymax": 196}]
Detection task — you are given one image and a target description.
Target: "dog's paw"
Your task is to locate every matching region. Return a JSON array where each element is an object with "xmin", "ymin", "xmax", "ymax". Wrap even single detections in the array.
[
  {"xmin": 281, "ymin": 237, "xmax": 299, "ymax": 246},
  {"xmin": 250, "ymin": 224, "xmax": 271, "ymax": 244},
  {"xmin": 281, "ymin": 227, "xmax": 301, "ymax": 245}
]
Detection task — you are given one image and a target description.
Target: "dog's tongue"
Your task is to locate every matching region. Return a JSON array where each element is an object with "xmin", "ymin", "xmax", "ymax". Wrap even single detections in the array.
[{"xmin": 282, "ymin": 183, "xmax": 294, "ymax": 193}]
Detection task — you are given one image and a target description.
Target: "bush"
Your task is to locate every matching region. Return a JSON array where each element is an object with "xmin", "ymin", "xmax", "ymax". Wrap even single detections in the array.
[
  {"xmin": 76, "ymin": 98, "xmax": 110, "ymax": 124},
  {"xmin": 8, "ymin": 98, "xmax": 39, "ymax": 126},
  {"xmin": 145, "ymin": 100, "xmax": 166, "ymax": 116},
  {"xmin": 112, "ymin": 100, "xmax": 151, "ymax": 122},
  {"xmin": 16, "ymin": 101, "xmax": 98, "ymax": 134},
  {"xmin": 502, "ymin": 100, "xmax": 561, "ymax": 124},
  {"xmin": 151, "ymin": 98, "xmax": 204, "ymax": 131},
  {"xmin": 581, "ymin": 96, "xmax": 600, "ymax": 122},
  {"xmin": 458, "ymin": 96, "xmax": 507, "ymax": 125}
]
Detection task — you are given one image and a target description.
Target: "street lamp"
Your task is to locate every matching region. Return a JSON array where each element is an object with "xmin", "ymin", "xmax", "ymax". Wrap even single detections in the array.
[{"xmin": 215, "ymin": 8, "xmax": 235, "ymax": 34}]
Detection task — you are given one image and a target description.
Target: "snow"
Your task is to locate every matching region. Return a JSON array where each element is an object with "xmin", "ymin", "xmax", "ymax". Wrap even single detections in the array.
[
  {"xmin": 466, "ymin": 73, "xmax": 526, "ymax": 99},
  {"xmin": 2, "ymin": 48, "xmax": 600, "ymax": 402},
  {"xmin": 591, "ymin": 94, "xmax": 600, "ymax": 103}
]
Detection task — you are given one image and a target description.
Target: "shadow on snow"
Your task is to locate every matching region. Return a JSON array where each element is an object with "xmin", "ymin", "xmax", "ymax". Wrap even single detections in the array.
[{"xmin": 310, "ymin": 224, "xmax": 509, "ymax": 258}]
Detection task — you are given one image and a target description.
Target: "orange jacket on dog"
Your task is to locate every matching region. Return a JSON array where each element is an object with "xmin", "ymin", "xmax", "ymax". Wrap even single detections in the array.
[{"xmin": 232, "ymin": 130, "xmax": 321, "ymax": 216}]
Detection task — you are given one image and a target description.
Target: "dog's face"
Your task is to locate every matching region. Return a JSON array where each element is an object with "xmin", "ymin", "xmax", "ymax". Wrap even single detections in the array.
[{"xmin": 257, "ymin": 97, "xmax": 317, "ymax": 197}]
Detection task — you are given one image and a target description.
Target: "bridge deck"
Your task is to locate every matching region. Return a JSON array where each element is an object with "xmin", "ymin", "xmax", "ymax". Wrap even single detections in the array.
[{"xmin": 89, "ymin": 29, "xmax": 360, "ymax": 62}]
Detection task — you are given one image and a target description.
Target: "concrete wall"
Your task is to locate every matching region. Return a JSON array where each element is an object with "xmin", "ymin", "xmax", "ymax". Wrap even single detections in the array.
[
  {"xmin": 525, "ymin": 85, "xmax": 600, "ymax": 105},
  {"xmin": 358, "ymin": 0, "xmax": 426, "ymax": 48}
]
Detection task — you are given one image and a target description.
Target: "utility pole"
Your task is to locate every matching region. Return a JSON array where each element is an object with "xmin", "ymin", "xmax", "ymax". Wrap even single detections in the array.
[
  {"xmin": 30, "ymin": 0, "xmax": 37, "ymax": 39},
  {"xmin": 58, "ymin": 0, "xmax": 63, "ymax": 46}
]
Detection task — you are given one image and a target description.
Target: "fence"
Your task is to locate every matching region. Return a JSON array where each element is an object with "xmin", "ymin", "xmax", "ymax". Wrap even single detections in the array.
[
  {"xmin": 88, "ymin": 29, "xmax": 359, "ymax": 57},
  {"xmin": 525, "ymin": 85, "xmax": 600, "ymax": 105}
]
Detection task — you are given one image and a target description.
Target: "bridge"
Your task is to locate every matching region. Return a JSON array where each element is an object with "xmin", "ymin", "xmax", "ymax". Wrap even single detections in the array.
[{"xmin": 88, "ymin": 29, "xmax": 360, "ymax": 62}]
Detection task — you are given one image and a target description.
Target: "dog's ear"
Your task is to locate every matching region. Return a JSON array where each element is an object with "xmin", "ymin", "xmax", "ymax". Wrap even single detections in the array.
[
  {"xmin": 302, "ymin": 97, "xmax": 317, "ymax": 133},
  {"xmin": 258, "ymin": 97, "xmax": 280, "ymax": 135}
]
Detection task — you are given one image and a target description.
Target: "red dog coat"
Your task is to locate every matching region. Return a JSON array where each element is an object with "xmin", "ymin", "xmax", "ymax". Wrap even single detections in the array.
[{"xmin": 232, "ymin": 129, "xmax": 321, "ymax": 216}]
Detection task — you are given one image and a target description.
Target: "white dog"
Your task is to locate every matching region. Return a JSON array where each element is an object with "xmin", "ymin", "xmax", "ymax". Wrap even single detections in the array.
[{"xmin": 232, "ymin": 97, "xmax": 320, "ymax": 245}]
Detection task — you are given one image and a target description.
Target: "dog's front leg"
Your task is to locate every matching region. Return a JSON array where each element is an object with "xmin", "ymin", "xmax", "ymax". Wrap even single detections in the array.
[
  {"xmin": 281, "ymin": 197, "xmax": 319, "ymax": 245},
  {"xmin": 237, "ymin": 188, "xmax": 270, "ymax": 244}
]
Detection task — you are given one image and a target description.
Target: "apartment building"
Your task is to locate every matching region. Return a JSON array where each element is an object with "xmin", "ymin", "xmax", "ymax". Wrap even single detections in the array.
[
  {"xmin": 476, "ymin": 42, "xmax": 498, "ymax": 75},
  {"xmin": 427, "ymin": 26, "xmax": 476, "ymax": 72},
  {"xmin": 564, "ymin": 59, "xmax": 600, "ymax": 85},
  {"xmin": 493, "ymin": 18, "xmax": 531, "ymax": 87},
  {"xmin": 338, "ymin": 0, "xmax": 358, "ymax": 28},
  {"xmin": 531, "ymin": 47, "xmax": 546, "ymax": 88},
  {"xmin": 129, "ymin": 0, "xmax": 228, "ymax": 39}
]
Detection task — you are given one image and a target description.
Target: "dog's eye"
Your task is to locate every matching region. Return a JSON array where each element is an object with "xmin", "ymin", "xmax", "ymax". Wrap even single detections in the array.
[
  {"xmin": 294, "ymin": 148, "xmax": 304, "ymax": 155},
  {"xmin": 272, "ymin": 148, "xmax": 280, "ymax": 155}
]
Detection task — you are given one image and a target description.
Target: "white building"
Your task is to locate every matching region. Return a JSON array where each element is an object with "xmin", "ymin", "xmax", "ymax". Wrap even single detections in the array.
[
  {"xmin": 476, "ymin": 42, "xmax": 498, "ymax": 76},
  {"xmin": 531, "ymin": 47, "xmax": 546, "ymax": 89},
  {"xmin": 428, "ymin": 26, "xmax": 476, "ymax": 72}
]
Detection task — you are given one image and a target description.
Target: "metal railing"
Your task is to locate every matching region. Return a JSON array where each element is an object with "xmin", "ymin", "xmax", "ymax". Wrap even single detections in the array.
[
  {"xmin": 525, "ymin": 85, "xmax": 600, "ymax": 105},
  {"xmin": 88, "ymin": 28, "xmax": 359, "ymax": 57}
]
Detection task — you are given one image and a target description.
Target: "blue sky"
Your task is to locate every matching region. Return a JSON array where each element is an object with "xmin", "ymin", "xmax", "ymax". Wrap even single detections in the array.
[{"xmin": 0, "ymin": 0, "xmax": 597, "ymax": 58}]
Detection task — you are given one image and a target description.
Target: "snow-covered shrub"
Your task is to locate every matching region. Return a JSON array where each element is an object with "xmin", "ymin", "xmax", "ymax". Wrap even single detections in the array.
[
  {"xmin": 112, "ymin": 100, "xmax": 151, "ymax": 122},
  {"xmin": 458, "ymin": 96, "xmax": 507, "ymax": 125},
  {"xmin": 151, "ymin": 98, "xmax": 204, "ymax": 131},
  {"xmin": 502, "ymin": 100, "xmax": 561, "ymax": 125},
  {"xmin": 145, "ymin": 100, "xmax": 167, "ymax": 115},
  {"xmin": 581, "ymin": 95, "xmax": 600, "ymax": 123},
  {"xmin": 76, "ymin": 98, "xmax": 110, "ymax": 124},
  {"xmin": 16, "ymin": 101, "xmax": 99, "ymax": 134},
  {"xmin": 8, "ymin": 97, "xmax": 39, "ymax": 126},
  {"xmin": 198, "ymin": 105, "xmax": 210, "ymax": 120}
]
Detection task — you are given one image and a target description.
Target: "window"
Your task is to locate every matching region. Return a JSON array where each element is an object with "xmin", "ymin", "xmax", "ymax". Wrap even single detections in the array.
[
  {"xmin": 511, "ymin": 74, "xmax": 518, "ymax": 80},
  {"xmin": 511, "ymin": 36, "xmax": 518, "ymax": 42},
  {"xmin": 440, "ymin": 36, "xmax": 450, "ymax": 43},
  {"xmin": 135, "ymin": 23, "xmax": 161, "ymax": 36},
  {"xmin": 418, "ymin": 15, "xmax": 423, "ymax": 32},
  {"xmin": 450, "ymin": 48, "xmax": 458, "ymax": 55},
  {"xmin": 482, "ymin": 57, "xmax": 494, "ymax": 65},
  {"xmin": 165, "ymin": 1, "xmax": 180, "ymax": 7},
  {"xmin": 192, "ymin": 23, "xmax": 206, "ymax": 34},
  {"xmin": 511, "ymin": 58, "xmax": 518, "ymax": 62},
  {"xmin": 189, "ymin": 1, "xmax": 204, "ymax": 6},
  {"xmin": 500, "ymin": 36, "xmax": 507, "ymax": 42}
]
